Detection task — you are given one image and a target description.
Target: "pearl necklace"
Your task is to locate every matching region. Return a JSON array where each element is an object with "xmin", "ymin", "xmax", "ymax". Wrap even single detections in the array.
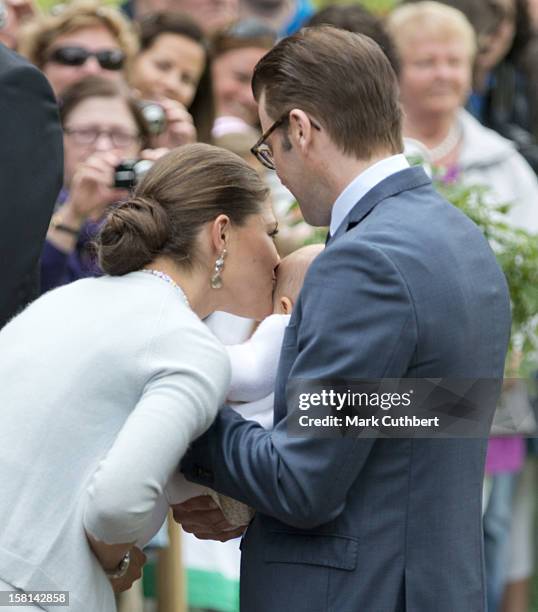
[
  {"xmin": 427, "ymin": 119, "xmax": 462, "ymax": 163},
  {"xmin": 141, "ymin": 269, "xmax": 191, "ymax": 308}
]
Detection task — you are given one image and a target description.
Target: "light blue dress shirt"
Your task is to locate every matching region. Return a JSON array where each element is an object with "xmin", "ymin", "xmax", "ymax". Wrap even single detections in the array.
[{"xmin": 329, "ymin": 154, "xmax": 409, "ymax": 236}]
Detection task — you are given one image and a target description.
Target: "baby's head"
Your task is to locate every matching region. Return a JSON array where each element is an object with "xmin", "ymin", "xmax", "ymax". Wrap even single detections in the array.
[{"xmin": 273, "ymin": 244, "xmax": 324, "ymax": 315}]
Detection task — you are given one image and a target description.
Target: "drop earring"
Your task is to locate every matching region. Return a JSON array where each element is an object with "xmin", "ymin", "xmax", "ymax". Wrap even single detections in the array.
[{"xmin": 210, "ymin": 249, "xmax": 227, "ymax": 289}]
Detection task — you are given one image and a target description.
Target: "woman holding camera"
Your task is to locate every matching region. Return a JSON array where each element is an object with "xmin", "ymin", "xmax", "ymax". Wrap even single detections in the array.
[
  {"xmin": 129, "ymin": 12, "xmax": 214, "ymax": 144},
  {"xmin": 0, "ymin": 143, "xmax": 279, "ymax": 609},
  {"xmin": 41, "ymin": 75, "xmax": 164, "ymax": 293}
]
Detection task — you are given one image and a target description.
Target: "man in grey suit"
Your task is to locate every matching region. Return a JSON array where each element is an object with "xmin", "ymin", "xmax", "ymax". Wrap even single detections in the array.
[{"xmin": 176, "ymin": 27, "xmax": 511, "ymax": 611}]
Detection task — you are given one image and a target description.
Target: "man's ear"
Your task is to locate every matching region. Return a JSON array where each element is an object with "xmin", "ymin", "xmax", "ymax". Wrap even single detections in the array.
[
  {"xmin": 210, "ymin": 214, "xmax": 230, "ymax": 252},
  {"xmin": 288, "ymin": 109, "xmax": 314, "ymax": 153},
  {"xmin": 279, "ymin": 296, "xmax": 293, "ymax": 314}
]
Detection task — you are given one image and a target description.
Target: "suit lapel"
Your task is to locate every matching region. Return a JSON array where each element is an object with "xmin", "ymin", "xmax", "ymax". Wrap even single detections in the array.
[{"xmin": 327, "ymin": 166, "xmax": 431, "ymax": 245}]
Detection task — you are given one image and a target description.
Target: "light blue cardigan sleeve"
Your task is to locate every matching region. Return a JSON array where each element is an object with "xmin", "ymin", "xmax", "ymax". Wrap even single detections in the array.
[{"xmin": 83, "ymin": 319, "xmax": 230, "ymax": 544}]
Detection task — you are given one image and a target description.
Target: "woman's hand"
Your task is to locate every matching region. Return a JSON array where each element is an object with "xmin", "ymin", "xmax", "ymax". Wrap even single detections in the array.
[
  {"xmin": 86, "ymin": 531, "xmax": 146, "ymax": 593},
  {"xmin": 109, "ymin": 547, "xmax": 147, "ymax": 593},
  {"xmin": 62, "ymin": 151, "xmax": 131, "ymax": 229},
  {"xmin": 46, "ymin": 151, "xmax": 130, "ymax": 253},
  {"xmin": 151, "ymin": 98, "xmax": 197, "ymax": 149}
]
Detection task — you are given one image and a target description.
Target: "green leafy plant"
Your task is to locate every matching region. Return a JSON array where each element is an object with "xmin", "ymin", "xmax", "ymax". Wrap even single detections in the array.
[
  {"xmin": 314, "ymin": 0, "xmax": 401, "ymax": 16},
  {"xmin": 432, "ymin": 172, "xmax": 538, "ymax": 371},
  {"xmin": 290, "ymin": 158, "xmax": 538, "ymax": 370}
]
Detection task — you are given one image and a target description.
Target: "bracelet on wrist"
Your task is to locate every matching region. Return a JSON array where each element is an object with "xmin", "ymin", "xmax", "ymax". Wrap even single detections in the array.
[
  {"xmin": 49, "ymin": 212, "xmax": 80, "ymax": 237},
  {"xmin": 105, "ymin": 551, "xmax": 131, "ymax": 580}
]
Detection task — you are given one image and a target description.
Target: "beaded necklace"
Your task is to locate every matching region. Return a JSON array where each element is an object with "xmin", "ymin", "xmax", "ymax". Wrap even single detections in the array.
[
  {"xmin": 141, "ymin": 269, "xmax": 191, "ymax": 309},
  {"xmin": 427, "ymin": 119, "xmax": 463, "ymax": 163}
]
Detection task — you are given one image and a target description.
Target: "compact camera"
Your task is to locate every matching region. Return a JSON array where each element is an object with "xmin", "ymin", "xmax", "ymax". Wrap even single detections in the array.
[{"xmin": 114, "ymin": 159, "xmax": 153, "ymax": 189}]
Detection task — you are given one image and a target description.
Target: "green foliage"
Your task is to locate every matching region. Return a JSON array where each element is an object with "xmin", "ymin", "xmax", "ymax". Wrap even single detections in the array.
[
  {"xmin": 292, "ymin": 160, "xmax": 538, "ymax": 369},
  {"xmin": 313, "ymin": 0, "xmax": 401, "ymax": 16},
  {"xmin": 302, "ymin": 226, "xmax": 328, "ymax": 245},
  {"xmin": 433, "ymin": 175, "xmax": 538, "ymax": 369},
  {"xmin": 36, "ymin": 0, "xmax": 120, "ymax": 12}
]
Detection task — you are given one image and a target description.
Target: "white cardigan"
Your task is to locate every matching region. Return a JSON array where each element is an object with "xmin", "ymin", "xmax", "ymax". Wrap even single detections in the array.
[
  {"xmin": 0, "ymin": 271, "xmax": 230, "ymax": 611},
  {"xmin": 164, "ymin": 313, "xmax": 290, "ymax": 508},
  {"xmin": 458, "ymin": 108, "xmax": 538, "ymax": 232}
]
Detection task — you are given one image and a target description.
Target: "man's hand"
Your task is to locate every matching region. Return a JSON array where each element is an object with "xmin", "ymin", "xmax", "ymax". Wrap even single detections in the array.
[
  {"xmin": 171, "ymin": 495, "xmax": 247, "ymax": 542},
  {"xmin": 109, "ymin": 547, "xmax": 147, "ymax": 593}
]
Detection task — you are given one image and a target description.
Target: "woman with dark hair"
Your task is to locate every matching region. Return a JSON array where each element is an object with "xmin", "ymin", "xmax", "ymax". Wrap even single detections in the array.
[
  {"xmin": 130, "ymin": 12, "xmax": 214, "ymax": 143},
  {"xmin": 41, "ymin": 75, "xmax": 158, "ymax": 293},
  {"xmin": 211, "ymin": 19, "xmax": 275, "ymax": 130},
  {"xmin": 0, "ymin": 143, "xmax": 279, "ymax": 609}
]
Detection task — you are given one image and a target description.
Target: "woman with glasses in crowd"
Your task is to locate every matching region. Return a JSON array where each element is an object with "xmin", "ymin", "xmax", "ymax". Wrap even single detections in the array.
[{"xmin": 40, "ymin": 75, "xmax": 161, "ymax": 293}]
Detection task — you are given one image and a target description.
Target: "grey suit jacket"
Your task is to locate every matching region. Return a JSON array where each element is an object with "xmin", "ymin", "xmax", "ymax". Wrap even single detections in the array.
[{"xmin": 182, "ymin": 167, "xmax": 511, "ymax": 612}]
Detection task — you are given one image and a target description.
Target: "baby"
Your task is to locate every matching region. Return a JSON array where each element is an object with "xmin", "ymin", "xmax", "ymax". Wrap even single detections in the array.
[
  {"xmin": 161, "ymin": 244, "xmax": 324, "ymax": 528},
  {"xmin": 224, "ymin": 243, "xmax": 324, "ymax": 427}
]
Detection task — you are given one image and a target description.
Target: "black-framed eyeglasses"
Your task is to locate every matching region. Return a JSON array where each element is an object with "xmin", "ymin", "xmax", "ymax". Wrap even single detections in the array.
[
  {"xmin": 47, "ymin": 46, "xmax": 125, "ymax": 71},
  {"xmin": 250, "ymin": 113, "xmax": 321, "ymax": 171}
]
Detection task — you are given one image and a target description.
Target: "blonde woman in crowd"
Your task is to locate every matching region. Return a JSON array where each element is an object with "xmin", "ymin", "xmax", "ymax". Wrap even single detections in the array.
[
  {"xmin": 386, "ymin": 1, "xmax": 538, "ymax": 228},
  {"xmin": 18, "ymin": 0, "xmax": 137, "ymax": 96}
]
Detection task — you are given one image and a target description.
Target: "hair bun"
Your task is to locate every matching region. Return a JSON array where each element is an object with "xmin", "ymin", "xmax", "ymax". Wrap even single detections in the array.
[{"xmin": 98, "ymin": 196, "xmax": 169, "ymax": 276}]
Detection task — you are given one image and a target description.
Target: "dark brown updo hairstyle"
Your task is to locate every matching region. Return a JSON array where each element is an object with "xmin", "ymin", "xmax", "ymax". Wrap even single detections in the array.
[
  {"xmin": 59, "ymin": 75, "xmax": 151, "ymax": 149},
  {"xmin": 98, "ymin": 143, "xmax": 269, "ymax": 276},
  {"xmin": 135, "ymin": 12, "xmax": 215, "ymax": 143}
]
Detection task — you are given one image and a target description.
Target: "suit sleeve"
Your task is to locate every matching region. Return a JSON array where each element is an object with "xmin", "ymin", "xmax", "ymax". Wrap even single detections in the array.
[
  {"xmin": 181, "ymin": 240, "xmax": 418, "ymax": 528},
  {"xmin": 0, "ymin": 49, "xmax": 63, "ymax": 325}
]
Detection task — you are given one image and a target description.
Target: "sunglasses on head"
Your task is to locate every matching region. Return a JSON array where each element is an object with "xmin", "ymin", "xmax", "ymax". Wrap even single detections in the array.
[{"xmin": 47, "ymin": 46, "xmax": 125, "ymax": 71}]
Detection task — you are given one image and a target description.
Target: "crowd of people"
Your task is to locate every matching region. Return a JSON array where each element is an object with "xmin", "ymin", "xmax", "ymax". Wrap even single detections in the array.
[{"xmin": 0, "ymin": 1, "xmax": 537, "ymax": 611}]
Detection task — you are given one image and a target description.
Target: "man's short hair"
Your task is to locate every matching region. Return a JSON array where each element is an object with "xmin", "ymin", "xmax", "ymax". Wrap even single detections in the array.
[{"xmin": 252, "ymin": 26, "xmax": 403, "ymax": 160}]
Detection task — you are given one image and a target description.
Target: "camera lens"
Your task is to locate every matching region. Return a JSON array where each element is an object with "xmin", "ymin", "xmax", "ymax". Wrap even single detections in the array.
[
  {"xmin": 139, "ymin": 102, "xmax": 167, "ymax": 136},
  {"xmin": 133, "ymin": 159, "xmax": 153, "ymax": 179}
]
